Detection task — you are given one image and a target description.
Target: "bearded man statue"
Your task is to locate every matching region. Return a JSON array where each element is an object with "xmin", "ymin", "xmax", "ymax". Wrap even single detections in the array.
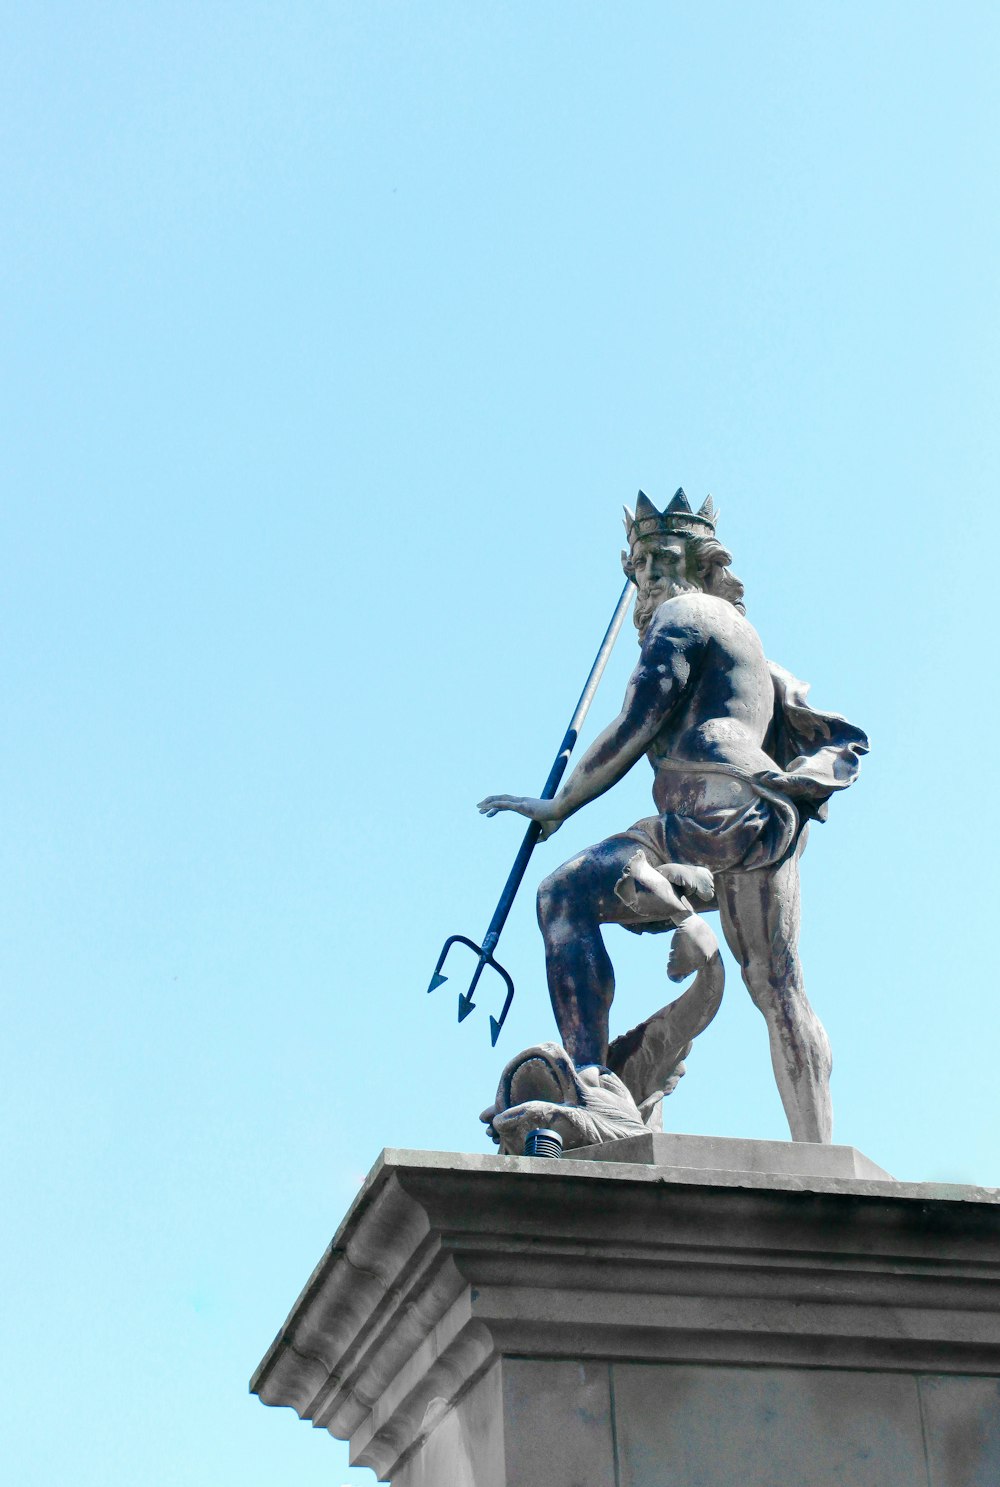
[{"xmin": 479, "ymin": 489, "xmax": 868, "ymax": 1144}]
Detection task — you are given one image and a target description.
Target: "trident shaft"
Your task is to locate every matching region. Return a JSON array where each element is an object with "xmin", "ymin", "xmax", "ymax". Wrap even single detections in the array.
[{"xmin": 427, "ymin": 577, "xmax": 634, "ymax": 1045}]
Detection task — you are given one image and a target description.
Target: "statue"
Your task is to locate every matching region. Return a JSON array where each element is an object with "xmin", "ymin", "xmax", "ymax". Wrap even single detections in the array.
[{"xmin": 479, "ymin": 490, "xmax": 868, "ymax": 1146}]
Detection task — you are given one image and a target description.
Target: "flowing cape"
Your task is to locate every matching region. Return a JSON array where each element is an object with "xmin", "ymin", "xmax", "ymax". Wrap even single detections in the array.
[
  {"xmin": 763, "ymin": 662, "xmax": 869, "ymax": 826},
  {"xmin": 716, "ymin": 661, "xmax": 870, "ymax": 870}
]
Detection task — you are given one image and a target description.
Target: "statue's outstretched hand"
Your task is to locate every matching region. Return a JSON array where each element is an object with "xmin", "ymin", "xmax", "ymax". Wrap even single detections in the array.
[{"xmin": 477, "ymin": 794, "xmax": 562, "ymax": 840}]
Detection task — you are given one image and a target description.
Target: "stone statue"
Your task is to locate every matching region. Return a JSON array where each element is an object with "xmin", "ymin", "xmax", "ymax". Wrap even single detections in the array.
[{"xmin": 479, "ymin": 490, "xmax": 867, "ymax": 1145}]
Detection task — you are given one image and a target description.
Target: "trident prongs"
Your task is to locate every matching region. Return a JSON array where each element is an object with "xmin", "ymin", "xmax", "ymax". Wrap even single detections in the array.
[
  {"xmin": 425, "ymin": 576, "xmax": 634, "ymax": 1046},
  {"xmin": 427, "ymin": 933, "xmax": 516, "ymax": 1046}
]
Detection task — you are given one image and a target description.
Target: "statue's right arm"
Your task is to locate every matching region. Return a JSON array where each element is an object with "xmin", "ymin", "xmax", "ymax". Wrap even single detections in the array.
[
  {"xmin": 478, "ymin": 614, "xmax": 705, "ymax": 833},
  {"xmin": 545, "ymin": 617, "xmax": 703, "ymax": 821}
]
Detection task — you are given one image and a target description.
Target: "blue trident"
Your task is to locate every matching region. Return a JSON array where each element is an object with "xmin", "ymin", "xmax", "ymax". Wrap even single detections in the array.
[{"xmin": 427, "ymin": 578, "xmax": 633, "ymax": 1046}]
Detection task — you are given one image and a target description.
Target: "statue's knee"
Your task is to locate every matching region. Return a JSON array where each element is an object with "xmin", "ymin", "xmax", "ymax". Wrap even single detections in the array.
[
  {"xmin": 537, "ymin": 868, "xmax": 565, "ymax": 924},
  {"xmin": 537, "ymin": 860, "xmax": 582, "ymax": 925},
  {"xmin": 739, "ymin": 950, "xmax": 769, "ymax": 998},
  {"xmin": 742, "ymin": 945, "xmax": 802, "ymax": 1002}
]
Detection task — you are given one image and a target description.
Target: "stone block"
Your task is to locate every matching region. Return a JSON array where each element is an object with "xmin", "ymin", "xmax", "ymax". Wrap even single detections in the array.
[
  {"xmin": 565, "ymin": 1130, "xmax": 892, "ymax": 1179},
  {"xmin": 252, "ymin": 1145, "xmax": 1000, "ymax": 1483},
  {"xmin": 504, "ymin": 1359, "xmax": 616, "ymax": 1487},
  {"xmin": 613, "ymin": 1363, "xmax": 926, "ymax": 1486},
  {"xmin": 919, "ymin": 1375, "xmax": 1000, "ymax": 1487},
  {"xmin": 390, "ymin": 1363, "xmax": 504, "ymax": 1487}
]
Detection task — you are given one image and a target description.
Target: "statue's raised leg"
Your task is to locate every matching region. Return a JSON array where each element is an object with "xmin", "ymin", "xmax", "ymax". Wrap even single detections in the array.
[
  {"xmin": 715, "ymin": 832, "xmax": 833, "ymax": 1143},
  {"xmin": 536, "ymin": 836, "xmax": 643, "ymax": 1065}
]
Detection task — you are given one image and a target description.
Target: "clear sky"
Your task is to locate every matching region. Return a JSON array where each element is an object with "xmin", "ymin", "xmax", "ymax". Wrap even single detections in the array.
[{"xmin": 3, "ymin": 4, "xmax": 999, "ymax": 1484}]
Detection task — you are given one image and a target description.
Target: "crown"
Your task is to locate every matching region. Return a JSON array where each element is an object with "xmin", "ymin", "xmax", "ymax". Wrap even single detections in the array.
[{"xmin": 623, "ymin": 488, "xmax": 718, "ymax": 548}]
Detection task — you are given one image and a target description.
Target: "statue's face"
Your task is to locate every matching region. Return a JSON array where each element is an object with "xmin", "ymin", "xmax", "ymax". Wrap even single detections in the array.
[
  {"xmin": 630, "ymin": 538, "xmax": 690, "ymax": 596},
  {"xmin": 630, "ymin": 537, "xmax": 698, "ymax": 636}
]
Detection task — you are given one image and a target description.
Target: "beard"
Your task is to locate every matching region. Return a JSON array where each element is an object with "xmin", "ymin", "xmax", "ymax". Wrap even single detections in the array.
[{"xmin": 633, "ymin": 577, "xmax": 698, "ymax": 639}]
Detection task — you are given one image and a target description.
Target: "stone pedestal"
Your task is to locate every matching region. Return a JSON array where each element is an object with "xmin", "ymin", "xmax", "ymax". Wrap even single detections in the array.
[{"xmin": 251, "ymin": 1140, "xmax": 1000, "ymax": 1486}]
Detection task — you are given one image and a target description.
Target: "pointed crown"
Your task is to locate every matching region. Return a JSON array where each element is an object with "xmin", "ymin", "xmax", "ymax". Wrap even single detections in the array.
[{"xmin": 623, "ymin": 488, "xmax": 718, "ymax": 549}]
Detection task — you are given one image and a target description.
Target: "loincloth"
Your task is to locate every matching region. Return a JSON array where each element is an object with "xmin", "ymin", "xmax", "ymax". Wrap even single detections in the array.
[{"xmin": 620, "ymin": 789, "xmax": 799, "ymax": 936}]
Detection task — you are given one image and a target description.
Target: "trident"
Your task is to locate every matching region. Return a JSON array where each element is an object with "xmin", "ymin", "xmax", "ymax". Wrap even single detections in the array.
[{"xmin": 427, "ymin": 578, "xmax": 634, "ymax": 1045}]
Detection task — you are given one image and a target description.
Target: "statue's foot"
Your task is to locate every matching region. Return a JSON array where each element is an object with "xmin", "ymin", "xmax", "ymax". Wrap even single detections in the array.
[
  {"xmin": 659, "ymin": 862, "xmax": 714, "ymax": 902},
  {"xmin": 614, "ymin": 850, "xmax": 689, "ymax": 920}
]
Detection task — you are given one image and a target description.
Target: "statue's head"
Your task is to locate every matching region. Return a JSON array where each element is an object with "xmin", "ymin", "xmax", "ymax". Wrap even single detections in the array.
[{"xmin": 622, "ymin": 488, "xmax": 745, "ymax": 638}]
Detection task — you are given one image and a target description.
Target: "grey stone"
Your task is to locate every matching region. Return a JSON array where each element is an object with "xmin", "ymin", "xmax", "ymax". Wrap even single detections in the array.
[
  {"xmin": 919, "ymin": 1375, "xmax": 1000, "ymax": 1487},
  {"xmin": 613, "ymin": 1363, "xmax": 929, "ymax": 1487},
  {"xmin": 481, "ymin": 1041, "xmax": 649, "ymax": 1155},
  {"xmin": 564, "ymin": 1130, "xmax": 894, "ymax": 1180},
  {"xmin": 503, "ymin": 1359, "xmax": 616, "ymax": 1487},
  {"xmin": 390, "ymin": 1364, "xmax": 505, "ymax": 1487},
  {"xmin": 478, "ymin": 489, "xmax": 868, "ymax": 1143},
  {"xmin": 252, "ymin": 1146, "xmax": 1000, "ymax": 1482}
]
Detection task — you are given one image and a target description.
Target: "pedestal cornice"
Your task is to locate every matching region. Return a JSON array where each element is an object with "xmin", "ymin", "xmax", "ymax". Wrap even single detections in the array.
[{"xmin": 251, "ymin": 1147, "xmax": 1000, "ymax": 1479}]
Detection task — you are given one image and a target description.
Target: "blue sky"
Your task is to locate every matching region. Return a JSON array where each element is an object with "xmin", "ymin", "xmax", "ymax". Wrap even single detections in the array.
[{"xmin": 3, "ymin": 4, "xmax": 999, "ymax": 1483}]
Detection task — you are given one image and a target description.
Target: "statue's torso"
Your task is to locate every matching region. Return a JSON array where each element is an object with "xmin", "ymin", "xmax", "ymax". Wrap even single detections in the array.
[{"xmin": 642, "ymin": 592, "xmax": 776, "ymax": 817}]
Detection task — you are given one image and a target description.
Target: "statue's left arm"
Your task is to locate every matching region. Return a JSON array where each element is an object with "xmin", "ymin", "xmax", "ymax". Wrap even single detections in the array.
[{"xmin": 478, "ymin": 616, "xmax": 703, "ymax": 836}]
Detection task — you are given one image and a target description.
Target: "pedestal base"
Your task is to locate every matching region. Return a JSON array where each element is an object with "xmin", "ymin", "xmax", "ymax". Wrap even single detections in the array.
[{"xmin": 251, "ymin": 1142, "xmax": 1000, "ymax": 1485}]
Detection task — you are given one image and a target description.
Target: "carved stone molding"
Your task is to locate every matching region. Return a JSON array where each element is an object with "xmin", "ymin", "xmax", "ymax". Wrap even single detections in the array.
[{"xmin": 251, "ymin": 1147, "xmax": 1000, "ymax": 1481}]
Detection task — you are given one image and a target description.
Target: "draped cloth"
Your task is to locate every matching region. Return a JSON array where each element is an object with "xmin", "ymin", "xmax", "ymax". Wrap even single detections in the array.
[
  {"xmin": 763, "ymin": 661, "xmax": 870, "ymax": 831},
  {"xmin": 622, "ymin": 661, "xmax": 869, "ymax": 893}
]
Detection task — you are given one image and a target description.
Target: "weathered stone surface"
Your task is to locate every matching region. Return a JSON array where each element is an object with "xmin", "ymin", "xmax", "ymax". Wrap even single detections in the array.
[
  {"xmin": 503, "ymin": 1359, "xmax": 616, "ymax": 1487},
  {"xmin": 919, "ymin": 1375, "xmax": 1000, "ymax": 1487},
  {"xmin": 480, "ymin": 1041, "xmax": 648, "ymax": 1154},
  {"xmin": 565, "ymin": 1130, "xmax": 893, "ymax": 1179},
  {"xmin": 613, "ymin": 1363, "xmax": 929, "ymax": 1487},
  {"xmin": 389, "ymin": 1364, "xmax": 504, "ymax": 1487},
  {"xmin": 478, "ymin": 489, "xmax": 869, "ymax": 1143},
  {"xmin": 252, "ymin": 1147, "xmax": 1000, "ymax": 1482}
]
